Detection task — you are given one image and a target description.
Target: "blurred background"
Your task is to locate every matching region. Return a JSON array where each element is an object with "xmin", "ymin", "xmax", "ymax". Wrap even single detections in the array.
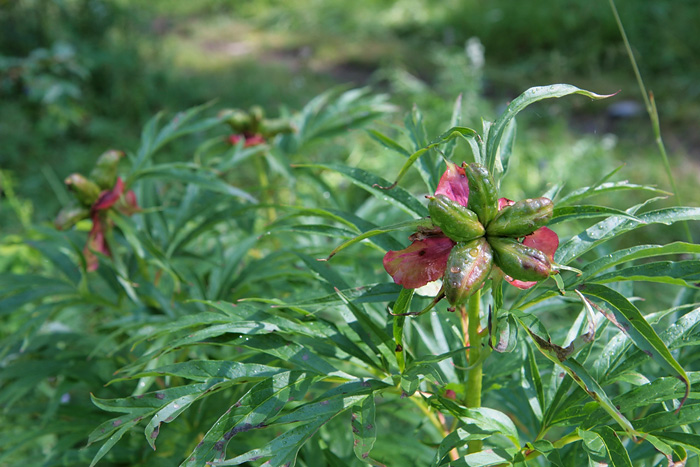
[{"xmin": 2, "ymin": 0, "xmax": 699, "ymax": 228}]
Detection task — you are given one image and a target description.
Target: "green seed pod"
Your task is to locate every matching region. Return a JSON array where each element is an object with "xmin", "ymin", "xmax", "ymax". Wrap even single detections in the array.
[
  {"xmin": 428, "ymin": 195, "xmax": 485, "ymax": 242},
  {"xmin": 260, "ymin": 118, "xmax": 294, "ymax": 137},
  {"xmin": 486, "ymin": 197, "xmax": 553, "ymax": 237},
  {"xmin": 65, "ymin": 173, "xmax": 101, "ymax": 206},
  {"xmin": 222, "ymin": 109, "xmax": 253, "ymax": 132},
  {"xmin": 464, "ymin": 163, "xmax": 499, "ymax": 225},
  {"xmin": 444, "ymin": 238, "xmax": 493, "ymax": 306},
  {"xmin": 249, "ymin": 105, "xmax": 265, "ymax": 124},
  {"xmin": 54, "ymin": 203, "xmax": 90, "ymax": 230},
  {"xmin": 490, "ymin": 237, "xmax": 552, "ymax": 282},
  {"xmin": 89, "ymin": 150, "xmax": 123, "ymax": 189}
]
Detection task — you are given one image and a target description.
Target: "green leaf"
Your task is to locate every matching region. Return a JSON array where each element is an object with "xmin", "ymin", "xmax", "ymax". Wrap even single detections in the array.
[
  {"xmin": 212, "ymin": 417, "xmax": 328, "ymax": 466},
  {"xmin": 130, "ymin": 163, "xmax": 257, "ymax": 203},
  {"xmin": 522, "ymin": 342, "xmax": 545, "ymax": 421},
  {"xmin": 434, "ymin": 397, "xmax": 521, "ymax": 448},
  {"xmin": 558, "ymin": 180, "xmax": 671, "ymax": 205},
  {"xmin": 392, "ymin": 288, "xmax": 414, "ymax": 373},
  {"xmin": 579, "ymin": 427, "xmax": 633, "ymax": 467},
  {"xmin": 373, "ymin": 125, "xmax": 480, "ymax": 192},
  {"xmin": 89, "ymin": 418, "xmax": 142, "ymax": 467},
  {"xmin": 444, "ymin": 448, "xmax": 515, "ymax": 467},
  {"xmin": 652, "ymin": 432, "xmax": 700, "ymax": 455},
  {"xmin": 607, "ymin": 372, "xmax": 700, "ymax": 414},
  {"xmin": 605, "ymin": 307, "xmax": 700, "ymax": 384},
  {"xmin": 556, "ymin": 206, "xmax": 700, "ymax": 266},
  {"xmin": 635, "ymin": 403, "xmax": 700, "ymax": 432},
  {"xmin": 431, "ymin": 428, "xmax": 499, "ymax": 467},
  {"xmin": 494, "ymin": 118, "xmax": 516, "ymax": 177},
  {"xmin": 213, "ymin": 380, "xmax": 388, "ymax": 466},
  {"xmin": 132, "ymin": 102, "xmax": 219, "ymax": 171},
  {"xmin": 182, "ymin": 372, "xmax": 317, "ymax": 467},
  {"xmin": 579, "ymin": 242, "xmax": 700, "ymax": 281},
  {"xmin": 110, "ymin": 360, "xmax": 282, "ymax": 384},
  {"xmin": 579, "ymin": 283, "xmax": 690, "ymax": 405},
  {"xmin": 366, "ymin": 129, "xmax": 411, "ymax": 157},
  {"xmin": 590, "ymin": 426, "xmax": 633, "ymax": 467},
  {"xmin": 351, "ymin": 396, "xmax": 384, "ymax": 466},
  {"xmin": 513, "ymin": 311, "xmax": 639, "ymax": 439},
  {"xmin": 321, "ymin": 218, "xmax": 433, "ymax": 261},
  {"xmin": 485, "ymin": 84, "xmax": 613, "ymax": 175},
  {"xmin": 550, "ymin": 205, "xmax": 642, "ymax": 225},
  {"xmin": 403, "ymin": 347, "xmax": 468, "ymax": 389},
  {"xmin": 590, "ymin": 260, "xmax": 700, "ymax": 287},
  {"xmin": 489, "ymin": 312, "xmax": 517, "ymax": 353},
  {"xmin": 295, "ymin": 163, "xmax": 428, "ymax": 217}
]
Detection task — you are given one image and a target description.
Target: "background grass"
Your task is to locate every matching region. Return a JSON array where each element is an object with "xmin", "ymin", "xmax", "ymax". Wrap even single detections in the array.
[{"xmin": 1, "ymin": 0, "xmax": 699, "ymax": 232}]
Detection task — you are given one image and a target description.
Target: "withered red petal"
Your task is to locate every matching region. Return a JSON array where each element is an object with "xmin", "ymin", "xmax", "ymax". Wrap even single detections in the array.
[{"xmin": 383, "ymin": 236, "xmax": 455, "ymax": 289}]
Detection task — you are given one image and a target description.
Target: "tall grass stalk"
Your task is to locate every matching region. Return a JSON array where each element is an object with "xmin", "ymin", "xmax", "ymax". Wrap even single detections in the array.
[{"xmin": 608, "ymin": 0, "xmax": 693, "ymax": 242}]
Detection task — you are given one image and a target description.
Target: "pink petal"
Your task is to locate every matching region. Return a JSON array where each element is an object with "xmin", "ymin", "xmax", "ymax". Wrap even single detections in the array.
[
  {"xmin": 435, "ymin": 162, "xmax": 469, "ymax": 207},
  {"xmin": 505, "ymin": 276, "xmax": 538, "ymax": 289},
  {"xmin": 244, "ymin": 134, "xmax": 265, "ymax": 147},
  {"xmin": 229, "ymin": 133, "xmax": 266, "ymax": 147},
  {"xmin": 383, "ymin": 236, "xmax": 455, "ymax": 289},
  {"xmin": 92, "ymin": 177, "xmax": 125, "ymax": 212},
  {"xmin": 523, "ymin": 226, "xmax": 559, "ymax": 260},
  {"xmin": 498, "ymin": 197, "xmax": 515, "ymax": 210}
]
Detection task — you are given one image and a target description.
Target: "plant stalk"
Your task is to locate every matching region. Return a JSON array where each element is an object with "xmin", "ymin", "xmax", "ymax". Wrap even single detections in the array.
[
  {"xmin": 465, "ymin": 290, "xmax": 483, "ymax": 453},
  {"xmin": 253, "ymin": 154, "xmax": 277, "ymax": 222},
  {"xmin": 608, "ymin": 0, "xmax": 693, "ymax": 242}
]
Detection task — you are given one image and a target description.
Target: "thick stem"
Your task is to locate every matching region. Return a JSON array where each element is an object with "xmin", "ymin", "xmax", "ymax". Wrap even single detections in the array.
[{"xmin": 465, "ymin": 290, "xmax": 483, "ymax": 453}]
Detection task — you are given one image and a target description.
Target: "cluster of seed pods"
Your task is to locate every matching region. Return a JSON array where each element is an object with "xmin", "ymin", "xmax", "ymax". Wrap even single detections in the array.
[{"xmin": 428, "ymin": 163, "xmax": 555, "ymax": 306}]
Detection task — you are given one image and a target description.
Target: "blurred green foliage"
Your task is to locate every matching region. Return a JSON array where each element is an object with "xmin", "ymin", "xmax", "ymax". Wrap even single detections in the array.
[{"xmin": 2, "ymin": 0, "xmax": 699, "ymax": 229}]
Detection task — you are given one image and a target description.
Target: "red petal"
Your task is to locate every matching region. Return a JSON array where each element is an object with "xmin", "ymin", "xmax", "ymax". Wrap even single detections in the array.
[
  {"xmin": 505, "ymin": 276, "xmax": 537, "ymax": 290},
  {"xmin": 505, "ymin": 226, "xmax": 559, "ymax": 289},
  {"xmin": 84, "ymin": 216, "xmax": 111, "ymax": 271},
  {"xmin": 92, "ymin": 177, "xmax": 125, "ymax": 212},
  {"xmin": 435, "ymin": 162, "xmax": 469, "ymax": 207},
  {"xmin": 383, "ymin": 236, "xmax": 455, "ymax": 289},
  {"xmin": 244, "ymin": 134, "xmax": 265, "ymax": 147},
  {"xmin": 523, "ymin": 226, "xmax": 559, "ymax": 260},
  {"xmin": 498, "ymin": 197, "xmax": 515, "ymax": 210},
  {"xmin": 229, "ymin": 134, "xmax": 265, "ymax": 147}
]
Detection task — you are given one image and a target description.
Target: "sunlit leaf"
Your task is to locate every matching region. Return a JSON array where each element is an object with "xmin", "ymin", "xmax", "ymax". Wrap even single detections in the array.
[
  {"xmin": 580, "ymin": 283, "xmax": 690, "ymax": 406},
  {"xmin": 485, "ymin": 84, "xmax": 613, "ymax": 175}
]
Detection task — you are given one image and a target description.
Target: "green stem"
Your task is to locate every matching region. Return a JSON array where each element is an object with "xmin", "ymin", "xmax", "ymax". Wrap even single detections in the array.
[
  {"xmin": 253, "ymin": 154, "xmax": 276, "ymax": 222},
  {"xmin": 465, "ymin": 290, "xmax": 483, "ymax": 453},
  {"xmin": 608, "ymin": 0, "xmax": 693, "ymax": 243}
]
